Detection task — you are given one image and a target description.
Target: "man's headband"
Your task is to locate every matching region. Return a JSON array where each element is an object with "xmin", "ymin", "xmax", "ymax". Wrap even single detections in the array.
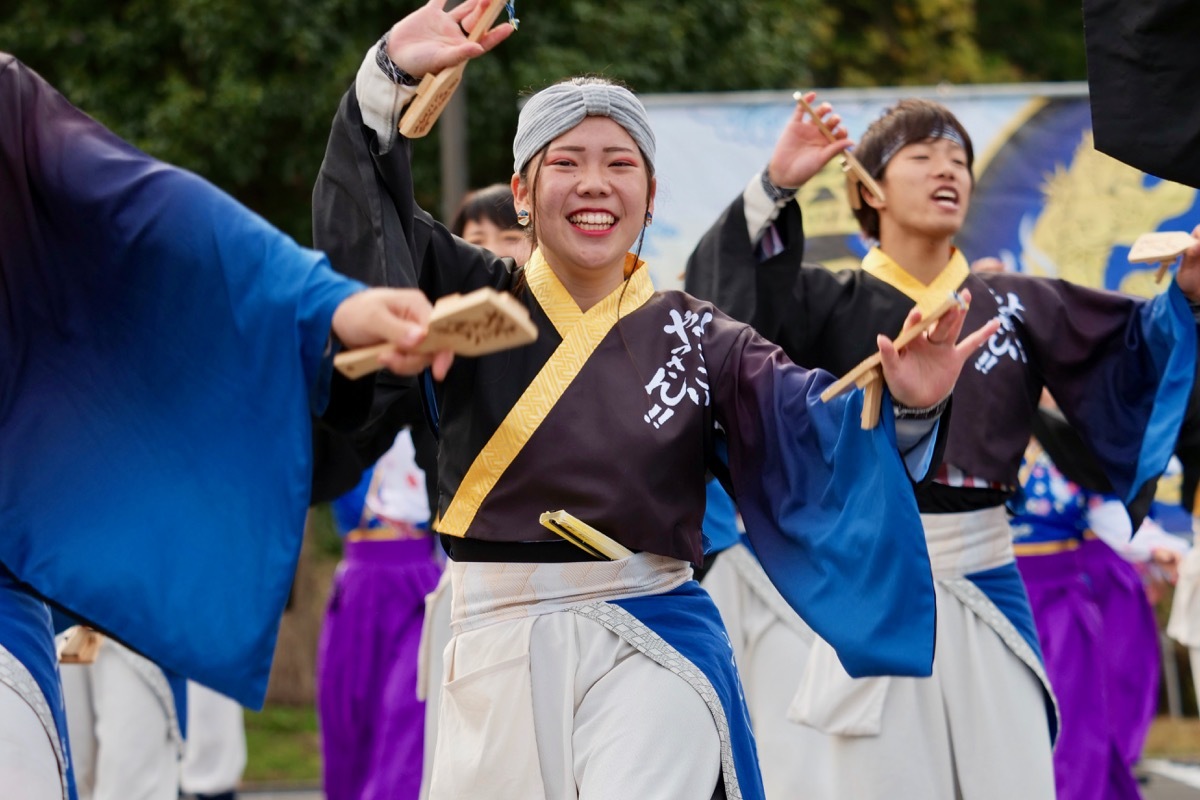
[{"xmin": 874, "ymin": 126, "xmax": 967, "ymax": 177}]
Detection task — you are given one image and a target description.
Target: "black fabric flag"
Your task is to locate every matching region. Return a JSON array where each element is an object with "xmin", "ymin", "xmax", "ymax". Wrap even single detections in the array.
[{"xmin": 1085, "ymin": 0, "xmax": 1200, "ymax": 188}]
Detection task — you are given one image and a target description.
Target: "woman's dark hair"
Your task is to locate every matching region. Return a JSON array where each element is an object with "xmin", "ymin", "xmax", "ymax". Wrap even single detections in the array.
[
  {"xmin": 450, "ymin": 183, "xmax": 521, "ymax": 237},
  {"xmin": 851, "ymin": 98, "xmax": 975, "ymax": 242}
]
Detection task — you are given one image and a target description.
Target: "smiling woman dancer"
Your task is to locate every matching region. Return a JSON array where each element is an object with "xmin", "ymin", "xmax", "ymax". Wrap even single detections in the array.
[{"xmin": 311, "ymin": 3, "xmax": 1003, "ymax": 797}]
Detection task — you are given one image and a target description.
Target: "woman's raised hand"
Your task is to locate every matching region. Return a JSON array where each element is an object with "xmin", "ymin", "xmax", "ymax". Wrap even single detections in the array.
[{"xmin": 385, "ymin": 0, "xmax": 515, "ymax": 79}]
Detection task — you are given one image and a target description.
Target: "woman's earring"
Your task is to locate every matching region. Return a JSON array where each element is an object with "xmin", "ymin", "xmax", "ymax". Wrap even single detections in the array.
[
  {"xmin": 517, "ymin": 209, "xmax": 531, "ymax": 227},
  {"xmin": 644, "ymin": 211, "xmax": 653, "ymax": 226}
]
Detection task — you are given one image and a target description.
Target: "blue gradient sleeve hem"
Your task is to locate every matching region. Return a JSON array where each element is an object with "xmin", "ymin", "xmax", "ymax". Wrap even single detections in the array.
[
  {"xmin": 1131, "ymin": 281, "xmax": 1197, "ymax": 504},
  {"xmin": 299, "ymin": 260, "xmax": 366, "ymax": 416},
  {"xmin": 720, "ymin": 333, "xmax": 935, "ymax": 679}
]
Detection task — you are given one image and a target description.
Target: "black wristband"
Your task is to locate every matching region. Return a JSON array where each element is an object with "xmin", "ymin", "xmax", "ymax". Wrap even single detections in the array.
[
  {"xmin": 892, "ymin": 394, "xmax": 950, "ymax": 421},
  {"xmin": 760, "ymin": 166, "xmax": 799, "ymax": 205},
  {"xmin": 376, "ymin": 35, "xmax": 421, "ymax": 87}
]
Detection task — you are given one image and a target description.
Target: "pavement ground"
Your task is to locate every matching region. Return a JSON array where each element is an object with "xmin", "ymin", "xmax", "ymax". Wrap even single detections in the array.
[
  {"xmin": 234, "ymin": 765, "xmax": 1200, "ymax": 800},
  {"xmin": 1145, "ymin": 760, "xmax": 1200, "ymax": 799}
]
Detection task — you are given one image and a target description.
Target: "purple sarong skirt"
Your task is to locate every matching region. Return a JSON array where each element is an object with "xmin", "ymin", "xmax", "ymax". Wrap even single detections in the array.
[
  {"xmin": 1081, "ymin": 538, "xmax": 1161, "ymax": 770},
  {"xmin": 317, "ymin": 536, "xmax": 443, "ymax": 800},
  {"xmin": 1018, "ymin": 547, "xmax": 1142, "ymax": 800}
]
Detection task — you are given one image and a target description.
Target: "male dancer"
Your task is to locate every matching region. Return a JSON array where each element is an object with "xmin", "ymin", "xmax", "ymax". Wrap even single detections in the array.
[{"xmin": 687, "ymin": 96, "xmax": 1199, "ymax": 798}]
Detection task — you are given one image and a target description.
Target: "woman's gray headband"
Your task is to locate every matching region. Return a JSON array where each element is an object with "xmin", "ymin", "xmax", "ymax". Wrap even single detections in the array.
[{"xmin": 513, "ymin": 81, "xmax": 656, "ymax": 174}]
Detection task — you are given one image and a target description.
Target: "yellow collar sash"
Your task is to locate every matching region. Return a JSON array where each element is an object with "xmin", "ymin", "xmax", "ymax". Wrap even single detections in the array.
[
  {"xmin": 861, "ymin": 246, "xmax": 971, "ymax": 318},
  {"xmin": 437, "ymin": 251, "xmax": 655, "ymax": 536}
]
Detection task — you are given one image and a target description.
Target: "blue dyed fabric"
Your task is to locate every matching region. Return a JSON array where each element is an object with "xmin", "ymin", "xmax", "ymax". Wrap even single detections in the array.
[
  {"xmin": 1117, "ymin": 285, "xmax": 1197, "ymax": 505},
  {"xmin": 614, "ymin": 581, "xmax": 764, "ymax": 800},
  {"xmin": 331, "ymin": 465, "xmax": 377, "ymax": 537},
  {"xmin": 720, "ymin": 332, "xmax": 936, "ymax": 679},
  {"xmin": 0, "ymin": 54, "xmax": 363, "ymax": 708},
  {"xmin": 965, "ymin": 562, "xmax": 1057, "ymax": 740},
  {"xmin": 702, "ymin": 477, "xmax": 741, "ymax": 556}
]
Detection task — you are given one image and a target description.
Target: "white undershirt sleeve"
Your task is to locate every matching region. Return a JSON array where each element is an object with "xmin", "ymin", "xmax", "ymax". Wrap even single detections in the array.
[
  {"xmin": 742, "ymin": 172, "xmax": 789, "ymax": 248},
  {"xmin": 355, "ymin": 42, "xmax": 419, "ymax": 155},
  {"xmin": 894, "ymin": 417, "xmax": 939, "ymax": 481},
  {"xmin": 1088, "ymin": 498, "xmax": 1139, "ymax": 559}
]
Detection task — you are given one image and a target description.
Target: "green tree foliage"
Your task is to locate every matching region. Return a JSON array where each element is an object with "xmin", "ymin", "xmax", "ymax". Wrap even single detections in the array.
[
  {"xmin": 807, "ymin": 0, "xmax": 1021, "ymax": 87},
  {"xmin": 2, "ymin": 0, "xmax": 404, "ymax": 241},
  {"xmin": 976, "ymin": 0, "xmax": 1086, "ymax": 81},
  {"xmin": 0, "ymin": 0, "xmax": 1086, "ymax": 245},
  {"xmin": 461, "ymin": 0, "xmax": 830, "ymax": 195}
]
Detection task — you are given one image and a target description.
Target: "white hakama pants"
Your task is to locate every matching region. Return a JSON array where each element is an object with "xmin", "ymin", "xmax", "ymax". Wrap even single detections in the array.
[
  {"xmin": 59, "ymin": 636, "xmax": 181, "ymax": 800},
  {"xmin": 418, "ymin": 567, "xmax": 453, "ymax": 800},
  {"xmin": 179, "ymin": 681, "xmax": 246, "ymax": 796},
  {"xmin": 426, "ymin": 555, "xmax": 724, "ymax": 800},
  {"xmin": 0, "ymin": 680, "xmax": 62, "ymax": 800},
  {"xmin": 702, "ymin": 544, "xmax": 815, "ymax": 799},
  {"xmin": 705, "ymin": 510, "xmax": 1057, "ymax": 800}
]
